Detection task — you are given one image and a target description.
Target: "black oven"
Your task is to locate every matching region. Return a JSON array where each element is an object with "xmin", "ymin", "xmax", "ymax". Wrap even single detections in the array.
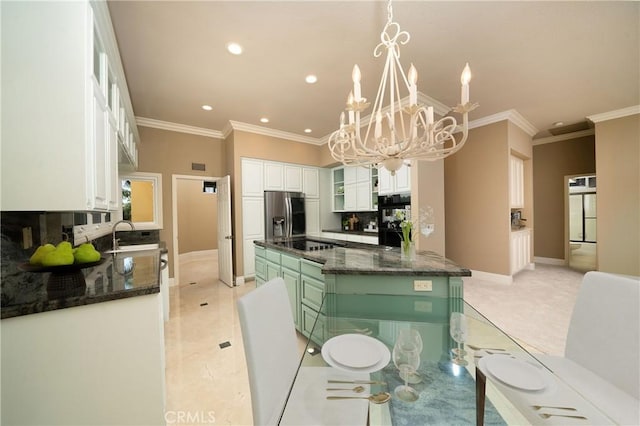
[{"xmin": 377, "ymin": 194, "xmax": 411, "ymax": 247}]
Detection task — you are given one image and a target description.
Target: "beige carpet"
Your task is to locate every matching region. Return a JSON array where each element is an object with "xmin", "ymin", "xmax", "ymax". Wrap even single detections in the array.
[{"xmin": 463, "ymin": 263, "xmax": 585, "ymax": 356}]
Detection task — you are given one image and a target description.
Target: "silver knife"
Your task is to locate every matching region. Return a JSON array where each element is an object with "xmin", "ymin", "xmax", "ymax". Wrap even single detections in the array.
[{"xmin": 328, "ymin": 380, "xmax": 386, "ymax": 385}]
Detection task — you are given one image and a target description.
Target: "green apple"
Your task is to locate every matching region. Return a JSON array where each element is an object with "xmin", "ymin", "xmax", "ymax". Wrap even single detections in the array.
[
  {"xmin": 42, "ymin": 248, "xmax": 74, "ymax": 266},
  {"xmin": 74, "ymin": 243, "xmax": 101, "ymax": 264},
  {"xmin": 29, "ymin": 244, "xmax": 56, "ymax": 265}
]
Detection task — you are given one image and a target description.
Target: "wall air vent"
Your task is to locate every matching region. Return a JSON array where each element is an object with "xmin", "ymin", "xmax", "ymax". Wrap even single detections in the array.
[{"xmin": 191, "ymin": 162, "xmax": 206, "ymax": 171}]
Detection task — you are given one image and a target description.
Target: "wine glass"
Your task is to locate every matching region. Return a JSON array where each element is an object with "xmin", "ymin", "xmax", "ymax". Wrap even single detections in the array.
[
  {"xmin": 450, "ymin": 312, "xmax": 469, "ymax": 366},
  {"xmin": 397, "ymin": 328, "xmax": 423, "ymax": 384},
  {"xmin": 392, "ymin": 334, "xmax": 421, "ymax": 402}
]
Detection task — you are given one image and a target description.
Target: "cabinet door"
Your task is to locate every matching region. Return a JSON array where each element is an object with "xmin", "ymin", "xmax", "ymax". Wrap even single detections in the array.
[
  {"xmin": 303, "ymin": 167, "xmax": 320, "ymax": 198},
  {"xmin": 378, "ymin": 167, "xmax": 393, "ymax": 195},
  {"xmin": 343, "ymin": 166, "xmax": 358, "ymax": 185},
  {"xmin": 356, "ymin": 166, "xmax": 370, "ymax": 183},
  {"xmin": 332, "ymin": 167, "xmax": 345, "ymax": 211},
  {"xmin": 241, "ymin": 159, "xmax": 264, "ymax": 197},
  {"xmin": 282, "ymin": 268, "xmax": 301, "ymax": 327},
  {"xmin": 242, "ymin": 197, "xmax": 264, "ymax": 238},
  {"xmin": 395, "ymin": 164, "xmax": 411, "ymax": 193},
  {"xmin": 355, "ymin": 181, "xmax": 371, "ymax": 210},
  {"xmin": 305, "ymin": 198, "xmax": 320, "ymax": 236},
  {"xmin": 510, "ymin": 156, "xmax": 524, "ymax": 208},
  {"xmin": 343, "ymin": 183, "xmax": 357, "ymax": 211},
  {"xmin": 264, "ymin": 162, "xmax": 284, "ymax": 190},
  {"xmin": 284, "ymin": 165, "xmax": 303, "ymax": 192},
  {"xmin": 107, "ymin": 118, "xmax": 119, "ymax": 211},
  {"xmin": 91, "ymin": 91, "xmax": 109, "ymax": 210},
  {"xmin": 266, "ymin": 261, "xmax": 281, "ymax": 281}
]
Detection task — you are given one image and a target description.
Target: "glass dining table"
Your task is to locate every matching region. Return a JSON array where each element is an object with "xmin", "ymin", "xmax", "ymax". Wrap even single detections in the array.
[{"xmin": 278, "ymin": 293, "xmax": 614, "ymax": 425}]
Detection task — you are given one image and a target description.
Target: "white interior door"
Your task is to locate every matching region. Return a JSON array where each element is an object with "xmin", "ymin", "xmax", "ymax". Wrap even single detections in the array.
[{"xmin": 217, "ymin": 175, "xmax": 234, "ymax": 287}]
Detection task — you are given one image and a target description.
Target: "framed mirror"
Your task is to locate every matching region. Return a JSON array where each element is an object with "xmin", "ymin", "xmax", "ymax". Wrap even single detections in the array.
[{"xmin": 120, "ymin": 172, "xmax": 163, "ymax": 230}]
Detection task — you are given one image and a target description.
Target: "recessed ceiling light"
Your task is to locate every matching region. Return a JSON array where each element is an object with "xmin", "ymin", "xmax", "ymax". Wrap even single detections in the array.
[
  {"xmin": 305, "ymin": 75, "xmax": 318, "ymax": 84},
  {"xmin": 553, "ymin": 121, "xmax": 564, "ymax": 127},
  {"xmin": 226, "ymin": 42, "xmax": 243, "ymax": 55},
  {"xmin": 304, "ymin": 128, "xmax": 312, "ymax": 133},
  {"xmin": 201, "ymin": 105, "xmax": 213, "ymax": 111},
  {"xmin": 260, "ymin": 117, "xmax": 269, "ymax": 123}
]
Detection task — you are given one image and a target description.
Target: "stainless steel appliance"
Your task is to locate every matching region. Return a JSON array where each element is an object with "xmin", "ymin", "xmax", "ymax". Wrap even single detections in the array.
[
  {"xmin": 273, "ymin": 238, "xmax": 344, "ymax": 251},
  {"xmin": 378, "ymin": 194, "xmax": 411, "ymax": 247},
  {"xmin": 264, "ymin": 191, "xmax": 306, "ymax": 240}
]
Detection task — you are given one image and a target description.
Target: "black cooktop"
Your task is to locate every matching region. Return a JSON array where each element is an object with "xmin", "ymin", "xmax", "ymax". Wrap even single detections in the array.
[{"xmin": 274, "ymin": 239, "xmax": 344, "ymax": 251}]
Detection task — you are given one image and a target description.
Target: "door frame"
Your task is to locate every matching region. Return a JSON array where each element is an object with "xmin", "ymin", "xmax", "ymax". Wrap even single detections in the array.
[
  {"xmin": 171, "ymin": 174, "xmax": 232, "ymax": 286},
  {"xmin": 564, "ymin": 173, "xmax": 597, "ymax": 267}
]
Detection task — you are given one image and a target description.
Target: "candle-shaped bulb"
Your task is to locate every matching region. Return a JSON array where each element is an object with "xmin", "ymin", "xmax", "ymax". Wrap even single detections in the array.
[
  {"xmin": 352, "ymin": 65, "xmax": 362, "ymax": 101},
  {"xmin": 347, "ymin": 91, "xmax": 354, "ymax": 106},
  {"xmin": 460, "ymin": 63, "xmax": 471, "ymax": 104},
  {"xmin": 340, "ymin": 112, "xmax": 345, "ymax": 127},
  {"xmin": 408, "ymin": 63, "xmax": 418, "ymax": 106},
  {"xmin": 347, "ymin": 91, "xmax": 355, "ymax": 124},
  {"xmin": 375, "ymin": 111, "xmax": 382, "ymax": 139},
  {"xmin": 460, "ymin": 63, "xmax": 471, "ymax": 85}
]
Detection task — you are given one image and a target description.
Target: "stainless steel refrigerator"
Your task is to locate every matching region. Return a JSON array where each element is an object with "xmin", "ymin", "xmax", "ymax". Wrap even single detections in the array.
[{"xmin": 264, "ymin": 191, "xmax": 306, "ymax": 240}]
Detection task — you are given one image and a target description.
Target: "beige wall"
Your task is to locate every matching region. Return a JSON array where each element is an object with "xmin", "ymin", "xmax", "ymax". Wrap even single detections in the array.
[
  {"xmin": 137, "ymin": 126, "xmax": 226, "ymax": 278},
  {"xmin": 595, "ymin": 114, "xmax": 640, "ymax": 276},
  {"xmin": 231, "ymin": 131, "xmax": 327, "ymax": 277},
  {"xmin": 412, "ymin": 159, "xmax": 445, "ymax": 255},
  {"xmin": 445, "ymin": 121, "xmax": 512, "ymax": 275},
  {"xmin": 532, "ymin": 136, "xmax": 595, "ymax": 259},
  {"xmin": 176, "ymin": 179, "xmax": 218, "ymax": 254}
]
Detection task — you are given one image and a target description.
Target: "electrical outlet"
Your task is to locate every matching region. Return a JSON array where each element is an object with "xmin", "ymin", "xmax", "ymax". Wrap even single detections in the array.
[{"xmin": 414, "ymin": 280, "xmax": 433, "ymax": 292}]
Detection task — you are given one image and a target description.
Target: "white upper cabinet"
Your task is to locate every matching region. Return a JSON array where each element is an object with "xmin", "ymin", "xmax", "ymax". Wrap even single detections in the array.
[
  {"xmin": 241, "ymin": 158, "xmax": 264, "ymax": 197},
  {"xmin": 302, "ymin": 168, "xmax": 320, "ymax": 198},
  {"xmin": 510, "ymin": 155, "xmax": 525, "ymax": 208},
  {"xmin": 378, "ymin": 164, "xmax": 411, "ymax": 195},
  {"xmin": 264, "ymin": 162, "xmax": 284, "ymax": 191},
  {"xmin": 334, "ymin": 166, "xmax": 376, "ymax": 212},
  {"xmin": 1, "ymin": 1, "xmax": 137, "ymax": 211},
  {"xmin": 284, "ymin": 165, "xmax": 303, "ymax": 192}
]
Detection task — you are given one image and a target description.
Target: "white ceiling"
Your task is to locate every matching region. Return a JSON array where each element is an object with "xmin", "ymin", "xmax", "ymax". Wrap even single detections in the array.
[{"xmin": 107, "ymin": 1, "xmax": 639, "ymax": 142}]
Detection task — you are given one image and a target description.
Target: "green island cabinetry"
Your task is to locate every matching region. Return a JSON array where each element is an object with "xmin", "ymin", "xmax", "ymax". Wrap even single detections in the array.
[{"xmin": 254, "ymin": 244, "xmax": 325, "ymax": 338}]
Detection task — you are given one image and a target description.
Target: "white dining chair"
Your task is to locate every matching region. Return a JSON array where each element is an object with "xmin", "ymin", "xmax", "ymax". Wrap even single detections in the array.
[
  {"xmin": 539, "ymin": 271, "xmax": 640, "ymax": 424},
  {"xmin": 238, "ymin": 277, "xmax": 300, "ymax": 426}
]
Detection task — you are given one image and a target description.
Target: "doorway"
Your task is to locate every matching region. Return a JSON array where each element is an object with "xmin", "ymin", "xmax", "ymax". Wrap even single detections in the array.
[
  {"xmin": 567, "ymin": 175, "xmax": 597, "ymax": 272},
  {"xmin": 172, "ymin": 174, "xmax": 233, "ymax": 287}
]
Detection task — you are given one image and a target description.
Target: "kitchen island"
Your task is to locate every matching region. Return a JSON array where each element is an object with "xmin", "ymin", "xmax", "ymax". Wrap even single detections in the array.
[{"xmin": 254, "ymin": 238, "xmax": 470, "ymax": 339}]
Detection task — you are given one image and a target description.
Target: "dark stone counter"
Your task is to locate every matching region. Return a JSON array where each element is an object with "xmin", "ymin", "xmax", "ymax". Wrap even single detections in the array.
[
  {"xmin": 1, "ymin": 247, "xmax": 165, "ymax": 320},
  {"xmin": 254, "ymin": 238, "xmax": 471, "ymax": 277}
]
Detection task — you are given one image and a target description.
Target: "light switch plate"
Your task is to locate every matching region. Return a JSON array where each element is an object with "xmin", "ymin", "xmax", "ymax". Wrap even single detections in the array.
[{"xmin": 414, "ymin": 280, "xmax": 433, "ymax": 292}]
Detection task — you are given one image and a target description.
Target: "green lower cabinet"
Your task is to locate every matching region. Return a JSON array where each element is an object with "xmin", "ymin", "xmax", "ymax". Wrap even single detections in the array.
[
  {"xmin": 301, "ymin": 302, "xmax": 325, "ymax": 345},
  {"xmin": 282, "ymin": 267, "xmax": 301, "ymax": 328},
  {"xmin": 266, "ymin": 261, "xmax": 281, "ymax": 281}
]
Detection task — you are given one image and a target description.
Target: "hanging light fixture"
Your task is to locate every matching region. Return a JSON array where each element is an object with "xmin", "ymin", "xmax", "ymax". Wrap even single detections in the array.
[{"xmin": 328, "ymin": 0, "xmax": 479, "ymax": 174}]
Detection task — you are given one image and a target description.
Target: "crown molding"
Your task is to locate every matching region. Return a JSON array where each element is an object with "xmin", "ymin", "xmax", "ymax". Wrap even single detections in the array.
[
  {"xmin": 468, "ymin": 109, "xmax": 538, "ymax": 136},
  {"xmin": 586, "ymin": 105, "xmax": 640, "ymax": 123},
  {"xmin": 532, "ymin": 128, "xmax": 595, "ymax": 146},
  {"xmin": 228, "ymin": 121, "xmax": 322, "ymax": 145},
  {"xmin": 135, "ymin": 117, "xmax": 224, "ymax": 139}
]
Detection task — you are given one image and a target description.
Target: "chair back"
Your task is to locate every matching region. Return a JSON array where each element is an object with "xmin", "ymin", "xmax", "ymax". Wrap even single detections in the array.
[
  {"xmin": 565, "ymin": 271, "xmax": 640, "ymax": 398},
  {"xmin": 237, "ymin": 278, "xmax": 300, "ymax": 425}
]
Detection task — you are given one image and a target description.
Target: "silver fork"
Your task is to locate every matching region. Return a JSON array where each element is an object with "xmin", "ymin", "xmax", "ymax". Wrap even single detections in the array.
[
  {"xmin": 532, "ymin": 405, "xmax": 577, "ymax": 411},
  {"xmin": 539, "ymin": 413, "xmax": 587, "ymax": 420}
]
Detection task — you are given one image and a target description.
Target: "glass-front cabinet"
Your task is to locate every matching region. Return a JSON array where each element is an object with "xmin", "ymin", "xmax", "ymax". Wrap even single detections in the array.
[{"xmin": 332, "ymin": 165, "xmax": 377, "ymax": 212}]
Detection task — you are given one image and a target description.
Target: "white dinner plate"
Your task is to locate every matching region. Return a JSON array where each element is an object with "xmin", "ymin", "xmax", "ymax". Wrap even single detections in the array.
[
  {"xmin": 481, "ymin": 355, "xmax": 548, "ymax": 391},
  {"xmin": 321, "ymin": 334, "xmax": 391, "ymax": 373}
]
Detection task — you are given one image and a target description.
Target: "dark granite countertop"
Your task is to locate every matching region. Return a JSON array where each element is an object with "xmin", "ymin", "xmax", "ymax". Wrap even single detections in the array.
[
  {"xmin": 322, "ymin": 229, "xmax": 380, "ymax": 236},
  {"xmin": 1, "ymin": 247, "xmax": 164, "ymax": 320},
  {"xmin": 255, "ymin": 238, "xmax": 471, "ymax": 277}
]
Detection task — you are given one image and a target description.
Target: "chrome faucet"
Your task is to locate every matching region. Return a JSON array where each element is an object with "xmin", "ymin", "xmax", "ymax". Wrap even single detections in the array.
[{"xmin": 112, "ymin": 220, "xmax": 135, "ymax": 251}]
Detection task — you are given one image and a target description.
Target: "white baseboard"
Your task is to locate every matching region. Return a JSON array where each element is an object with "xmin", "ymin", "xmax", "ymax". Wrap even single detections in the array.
[
  {"xmin": 179, "ymin": 249, "xmax": 217, "ymax": 264},
  {"xmin": 235, "ymin": 276, "xmax": 245, "ymax": 286},
  {"xmin": 468, "ymin": 269, "xmax": 514, "ymax": 284},
  {"xmin": 534, "ymin": 256, "xmax": 566, "ymax": 266},
  {"xmin": 168, "ymin": 277, "xmax": 176, "ymax": 287}
]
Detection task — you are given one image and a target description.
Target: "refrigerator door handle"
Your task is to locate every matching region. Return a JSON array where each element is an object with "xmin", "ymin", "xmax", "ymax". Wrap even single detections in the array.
[{"xmin": 285, "ymin": 196, "xmax": 292, "ymax": 237}]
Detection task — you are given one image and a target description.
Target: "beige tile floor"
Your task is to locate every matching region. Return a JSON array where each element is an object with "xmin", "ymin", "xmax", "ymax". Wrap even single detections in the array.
[{"xmin": 165, "ymin": 258, "xmax": 585, "ymax": 425}]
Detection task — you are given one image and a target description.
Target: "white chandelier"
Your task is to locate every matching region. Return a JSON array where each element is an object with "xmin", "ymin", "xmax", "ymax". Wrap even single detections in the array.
[{"xmin": 328, "ymin": 0, "xmax": 479, "ymax": 174}]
